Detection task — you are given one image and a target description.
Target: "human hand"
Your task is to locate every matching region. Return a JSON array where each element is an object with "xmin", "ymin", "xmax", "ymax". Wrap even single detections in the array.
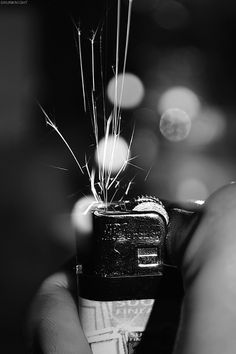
[{"xmin": 28, "ymin": 184, "xmax": 236, "ymax": 354}]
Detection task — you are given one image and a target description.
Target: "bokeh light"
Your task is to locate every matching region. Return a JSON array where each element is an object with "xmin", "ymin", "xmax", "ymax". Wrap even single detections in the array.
[
  {"xmin": 159, "ymin": 108, "xmax": 191, "ymax": 142},
  {"xmin": 71, "ymin": 196, "xmax": 96, "ymax": 234},
  {"xmin": 107, "ymin": 73, "xmax": 144, "ymax": 109},
  {"xmin": 187, "ymin": 106, "xmax": 226, "ymax": 146},
  {"xmin": 152, "ymin": 0, "xmax": 190, "ymax": 30},
  {"xmin": 173, "ymin": 155, "xmax": 232, "ymax": 202},
  {"xmin": 95, "ymin": 135, "xmax": 129, "ymax": 173},
  {"xmin": 176, "ymin": 178, "xmax": 209, "ymax": 201},
  {"xmin": 158, "ymin": 86, "xmax": 201, "ymax": 120}
]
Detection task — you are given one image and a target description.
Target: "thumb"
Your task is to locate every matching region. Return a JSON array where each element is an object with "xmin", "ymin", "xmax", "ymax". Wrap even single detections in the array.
[
  {"xmin": 27, "ymin": 196, "xmax": 97, "ymax": 354},
  {"xmin": 27, "ymin": 272, "xmax": 92, "ymax": 354}
]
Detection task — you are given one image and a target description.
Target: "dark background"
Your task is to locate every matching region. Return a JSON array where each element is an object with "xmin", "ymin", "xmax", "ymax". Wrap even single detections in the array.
[{"xmin": 1, "ymin": 0, "xmax": 236, "ymax": 352}]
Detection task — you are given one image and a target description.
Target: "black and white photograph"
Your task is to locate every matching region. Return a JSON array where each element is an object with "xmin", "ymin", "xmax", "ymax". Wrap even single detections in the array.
[{"xmin": 1, "ymin": 1, "xmax": 236, "ymax": 353}]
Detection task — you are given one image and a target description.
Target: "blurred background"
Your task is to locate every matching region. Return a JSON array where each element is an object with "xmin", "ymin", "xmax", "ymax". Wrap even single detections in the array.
[{"xmin": 1, "ymin": 0, "xmax": 236, "ymax": 352}]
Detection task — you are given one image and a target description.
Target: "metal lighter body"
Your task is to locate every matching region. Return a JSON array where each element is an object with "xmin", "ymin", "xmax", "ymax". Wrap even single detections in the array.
[
  {"xmin": 77, "ymin": 197, "xmax": 202, "ymax": 354},
  {"xmin": 78, "ymin": 198, "xmax": 172, "ymax": 354}
]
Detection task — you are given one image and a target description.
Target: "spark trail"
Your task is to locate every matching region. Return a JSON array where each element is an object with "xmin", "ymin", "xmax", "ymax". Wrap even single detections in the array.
[
  {"xmin": 38, "ymin": 102, "xmax": 84, "ymax": 174},
  {"xmin": 40, "ymin": 1, "xmax": 136, "ymax": 205},
  {"xmin": 77, "ymin": 26, "xmax": 87, "ymax": 112},
  {"xmin": 81, "ymin": 0, "xmax": 135, "ymax": 205}
]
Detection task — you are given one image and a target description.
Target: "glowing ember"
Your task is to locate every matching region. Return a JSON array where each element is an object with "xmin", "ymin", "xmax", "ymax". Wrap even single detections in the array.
[{"xmin": 159, "ymin": 108, "xmax": 191, "ymax": 142}]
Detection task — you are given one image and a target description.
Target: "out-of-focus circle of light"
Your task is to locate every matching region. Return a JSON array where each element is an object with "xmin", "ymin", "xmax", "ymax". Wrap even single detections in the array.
[
  {"xmin": 71, "ymin": 196, "xmax": 96, "ymax": 234},
  {"xmin": 159, "ymin": 108, "xmax": 191, "ymax": 142},
  {"xmin": 187, "ymin": 107, "xmax": 226, "ymax": 146},
  {"xmin": 107, "ymin": 73, "xmax": 144, "ymax": 109},
  {"xmin": 95, "ymin": 135, "xmax": 129, "ymax": 173},
  {"xmin": 132, "ymin": 129, "xmax": 159, "ymax": 167},
  {"xmin": 158, "ymin": 86, "xmax": 201, "ymax": 120},
  {"xmin": 174, "ymin": 155, "xmax": 231, "ymax": 196},
  {"xmin": 176, "ymin": 178, "xmax": 209, "ymax": 201},
  {"xmin": 153, "ymin": 0, "xmax": 189, "ymax": 30}
]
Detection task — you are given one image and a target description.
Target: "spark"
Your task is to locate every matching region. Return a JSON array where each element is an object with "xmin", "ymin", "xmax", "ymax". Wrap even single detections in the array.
[
  {"xmin": 91, "ymin": 90, "xmax": 101, "ymax": 186},
  {"xmin": 118, "ymin": 0, "xmax": 133, "ymax": 117},
  {"xmin": 125, "ymin": 180, "xmax": 132, "ymax": 195},
  {"xmin": 128, "ymin": 124, "xmax": 135, "ymax": 155},
  {"xmin": 82, "ymin": 200, "xmax": 99, "ymax": 215},
  {"xmin": 91, "ymin": 92, "xmax": 99, "ymax": 147},
  {"xmin": 125, "ymin": 152, "xmax": 144, "ymax": 171},
  {"xmin": 105, "ymin": 132, "xmax": 118, "ymax": 189},
  {"xmin": 107, "ymin": 157, "xmax": 128, "ymax": 190},
  {"xmin": 99, "ymin": 115, "xmax": 112, "ymax": 203},
  {"xmin": 104, "ymin": 0, "xmax": 135, "ymax": 199},
  {"xmin": 41, "ymin": 1, "xmax": 138, "ymax": 206},
  {"xmin": 91, "ymin": 32, "xmax": 96, "ymax": 92},
  {"xmin": 77, "ymin": 26, "xmax": 87, "ymax": 112},
  {"xmin": 104, "ymin": 140, "xmax": 117, "ymax": 188},
  {"xmin": 114, "ymin": 247, "xmax": 121, "ymax": 255},
  {"xmin": 114, "ymin": 0, "xmax": 121, "ymax": 129},
  {"xmin": 48, "ymin": 164, "xmax": 69, "ymax": 172},
  {"xmin": 101, "ymin": 114, "xmax": 112, "ymax": 182},
  {"xmin": 84, "ymin": 155, "xmax": 91, "ymax": 180},
  {"xmin": 38, "ymin": 102, "xmax": 84, "ymax": 174},
  {"xmin": 127, "ymin": 162, "xmax": 144, "ymax": 171},
  {"xmin": 115, "ymin": 180, "xmax": 120, "ymax": 189},
  {"xmin": 73, "ymin": 1, "xmax": 137, "ymax": 203},
  {"xmin": 97, "ymin": 182, "xmax": 103, "ymax": 191},
  {"xmin": 144, "ymin": 165, "xmax": 153, "ymax": 182},
  {"xmin": 99, "ymin": 25, "xmax": 107, "ymax": 133},
  {"xmin": 90, "ymin": 25, "xmax": 100, "ymax": 93},
  {"xmin": 110, "ymin": 186, "xmax": 120, "ymax": 204},
  {"xmin": 106, "ymin": 127, "xmax": 135, "ymax": 191},
  {"xmin": 90, "ymin": 169, "xmax": 100, "ymax": 202}
]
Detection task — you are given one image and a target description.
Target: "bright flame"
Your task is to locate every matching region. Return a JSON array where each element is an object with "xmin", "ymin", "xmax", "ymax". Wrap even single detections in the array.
[
  {"xmin": 107, "ymin": 73, "xmax": 144, "ymax": 109},
  {"xmin": 95, "ymin": 135, "xmax": 130, "ymax": 173}
]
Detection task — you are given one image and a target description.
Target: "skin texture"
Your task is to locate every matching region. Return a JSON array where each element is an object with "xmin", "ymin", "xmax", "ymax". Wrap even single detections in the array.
[
  {"xmin": 174, "ymin": 183, "xmax": 236, "ymax": 354},
  {"xmin": 28, "ymin": 184, "xmax": 236, "ymax": 354},
  {"xmin": 28, "ymin": 272, "xmax": 91, "ymax": 354}
]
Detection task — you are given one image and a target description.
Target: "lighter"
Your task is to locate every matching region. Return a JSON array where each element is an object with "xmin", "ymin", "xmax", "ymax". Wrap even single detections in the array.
[{"xmin": 77, "ymin": 196, "xmax": 202, "ymax": 354}]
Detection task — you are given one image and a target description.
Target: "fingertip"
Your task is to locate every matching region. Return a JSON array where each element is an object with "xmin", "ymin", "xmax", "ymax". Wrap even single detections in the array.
[
  {"xmin": 183, "ymin": 183, "xmax": 236, "ymax": 277},
  {"xmin": 28, "ymin": 272, "xmax": 91, "ymax": 354},
  {"xmin": 204, "ymin": 183, "xmax": 236, "ymax": 221}
]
